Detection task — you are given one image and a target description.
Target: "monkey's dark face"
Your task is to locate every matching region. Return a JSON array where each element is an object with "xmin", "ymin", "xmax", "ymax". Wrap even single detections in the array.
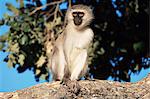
[
  {"xmin": 72, "ymin": 12, "xmax": 84, "ymax": 26},
  {"xmin": 66, "ymin": 5, "xmax": 94, "ymax": 30}
]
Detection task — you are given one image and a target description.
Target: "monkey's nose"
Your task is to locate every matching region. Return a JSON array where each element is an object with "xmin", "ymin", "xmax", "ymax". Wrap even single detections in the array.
[{"xmin": 74, "ymin": 18, "xmax": 82, "ymax": 26}]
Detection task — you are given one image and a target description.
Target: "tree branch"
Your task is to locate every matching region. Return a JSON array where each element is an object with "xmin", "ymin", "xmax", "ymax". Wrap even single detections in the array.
[
  {"xmin": 1, "ymin": 74, "xmax": 150, "ymax": 99},
  {"xmin": 29, "ymin": 0, "xmax": 65, "ymax": 16}
]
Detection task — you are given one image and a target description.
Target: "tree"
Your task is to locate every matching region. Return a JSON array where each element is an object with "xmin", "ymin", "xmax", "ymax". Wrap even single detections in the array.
[{"xmin": 0, "ymin": 0, "xmax": 149, "ymax": 82}]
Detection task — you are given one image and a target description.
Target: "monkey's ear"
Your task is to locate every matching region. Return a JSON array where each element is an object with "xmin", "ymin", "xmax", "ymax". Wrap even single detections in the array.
[{"xmin": 89, "ymin": 5, "xmax": 94, "ymax": 11}]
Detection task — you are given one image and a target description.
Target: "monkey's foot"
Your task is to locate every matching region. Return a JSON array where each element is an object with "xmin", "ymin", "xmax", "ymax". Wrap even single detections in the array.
[{"xmin": 64, "ymin": 80, "xmax": 81, "ymax": 95}]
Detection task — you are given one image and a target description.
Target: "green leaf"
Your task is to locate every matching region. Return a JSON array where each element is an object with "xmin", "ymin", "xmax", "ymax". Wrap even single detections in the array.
[
  {"xmin": 36, "ymin": 55, "xmax": 46, "ymax": 68},
  {"xmin": 0, "ymin": 19, "xmax": 5, "ymax": 25},
  {"xmin": 35, "ymin": 69, "xmax": 41, "ymax": 75},
  {"xmin": 55, "ymin": 17, "xmax": 61, "ymax": 25},
  {"xmin": 40, "ymin": 73, "xmax": 48, "ymax": 80},
  {"xmin": 97, "ymin": 47, "xmax": 105, "ymax": 55},
  {"xmin": 18, "ymin": 54, "xmax": 25, "ymax": 66},
  {"xmin": 7, "ymin": 59, "xmax": 13, "ymax": 68},
  {"xmin": 38, "ymin": 18, "xmax": 44, "ymax": 23},
  {"xmin": 11, "ymin": 22, "xmax": 18, "ymax": 28},
  {"xmin": 0, "ymin": 33, "xmax": 8, "ymax": 42},
  {"xmin": 10, "ymin": 43, "xmax": 19, "ymax": 53},
  {"xmin": 133, "ymin": 42, "xmax": 144, "ymax": 53},
  {"xmin": 120, "ymin": 48, "xmax": 127, "ymax": 53},
  {"xmin": 24, "ymin": 17, "xmax": 32, "ymax": 22},
  {"xmin": 6, "ymin": 3, "xmax": 19, "ymax": 15},
  {"xmin": 134, "ymin": 64, "xmax": 139, "ymax": 71},
  {"xmin": 93, "ymin": 41, "xmax": 99, "ymax": 48},
  {"xmin": 7, "ymin": 54, "xmax": 16, "ymax": 68},
  {"xmin": 3, "ymin": 13, "xmax": 10, "ymax": 19},
  {"xmin": 19, "ymin": 35, "xmax": 28, "ymax": 45},
  {"xmin": 45, "ymin": 22, "xmax": 53, "ymax": 31},
  {"xmin": 8, "ymin": 54, "xmax": 15, "ymax": 60},
  {"xmin": 0, "ymin": 43, "xmax": 4, "ymax": 50},
  {"xmin": 110, "ymin": 41, "xmax": 115, "ymax": 47}
]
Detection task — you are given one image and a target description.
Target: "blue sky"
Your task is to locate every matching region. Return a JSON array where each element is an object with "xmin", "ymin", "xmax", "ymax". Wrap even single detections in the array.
[
  {"xmin": 0, "ymin": 0, "xmax": 47, "ymax": 92},
  {"xmin": 0, "ymin": 0, "xmax": 149, "ymax": 92}
]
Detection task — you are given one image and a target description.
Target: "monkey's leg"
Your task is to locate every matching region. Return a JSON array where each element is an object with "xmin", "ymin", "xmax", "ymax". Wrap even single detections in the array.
[
  {"xmin": 57, "ymin": 49, "xmax": 66, "ymax": 81},
  {"xmin": 51, "ymin": 47, "xmax": 66, "ymax": 81},
  {"xmin": 70, "ymin": 49, "xmax": 87, "ymax": 80}
]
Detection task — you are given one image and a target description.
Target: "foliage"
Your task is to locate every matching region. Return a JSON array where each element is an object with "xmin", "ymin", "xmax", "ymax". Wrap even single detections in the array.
[
  {"xmin": 0, "ymin": 0, "xmax": 64, "ymax": 81},
  {"xmin": 76, "ymin": 0, "xmax": 149, "ymax": 81},
  {"xmin": 0, "ymin": 0, "xmax": 149, "ymax": 82}
]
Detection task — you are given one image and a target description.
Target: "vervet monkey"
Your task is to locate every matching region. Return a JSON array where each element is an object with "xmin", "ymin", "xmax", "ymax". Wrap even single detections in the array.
[{"xmin": 49, "ymin": 4, "xmax": 94, "ymax": 81}]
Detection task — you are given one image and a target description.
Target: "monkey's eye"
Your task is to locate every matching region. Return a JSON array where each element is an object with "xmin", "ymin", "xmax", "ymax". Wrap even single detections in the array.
[
  {"xmin": 78, "ymin": 13, "xmax": 84, "ymax": 17},
  {"xmin": 72, "ymin": 12, "xmax": 77, "ymax": 17}
]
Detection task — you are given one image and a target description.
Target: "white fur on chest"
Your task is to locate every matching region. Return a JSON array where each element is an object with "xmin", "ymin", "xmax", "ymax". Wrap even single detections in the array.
[{"xmin": 65, "ymin": 27, "xmax": 93, "ymax": 49}]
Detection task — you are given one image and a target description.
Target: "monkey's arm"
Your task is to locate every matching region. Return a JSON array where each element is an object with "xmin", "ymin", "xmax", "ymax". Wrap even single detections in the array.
[
  {"xmin": 50, "ymin": 33, "xmax": 66, "ymax": 81},
  {"xmin": 69, "ymin": 48, "xmax": 88, "ymax": 80}
]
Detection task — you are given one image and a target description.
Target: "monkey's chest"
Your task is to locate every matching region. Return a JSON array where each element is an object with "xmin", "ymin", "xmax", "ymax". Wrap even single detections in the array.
[
  {"xmin": 65, "ymin": 33, "xmax": 91, "ymax": 49},
  {"xmin": 64, "ymin": 33, "xmax": 89, "ymax": 67}
]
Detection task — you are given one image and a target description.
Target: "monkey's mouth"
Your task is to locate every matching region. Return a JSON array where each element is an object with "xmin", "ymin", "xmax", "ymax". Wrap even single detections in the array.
[{"xmin": 74, "ymin": 18, "xmax": 82, "ymax": 26}]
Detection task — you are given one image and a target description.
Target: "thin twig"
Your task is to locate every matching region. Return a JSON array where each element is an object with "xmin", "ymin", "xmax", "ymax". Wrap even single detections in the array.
[
  {"xmin": 68, "ymin": 0, "xmax": 71, "ymax": 9},
  {"xmin": 46, "ymin": 4, "xmax": 59, "ymax": 20},
  {"xmin": 47, "ymin": 4, "xmax": 63, "ymax": 19},
  {"xmin": 58, "ymin": 8, "xmax": 63, "ymax": 16},
  {"xmin": 46, "ymin": 6, "xmax": 56, "ymax": 18},
  {"xmin": 53, "ymin": 4, "xmax": 59, "ymax": 22},
  {"xmin": 40, "ymin": 6, "xmax": 55, "ymax": 17},
  {"xmin": 30, "ymin": 0, "xmax": 65, "ymax": 15},
  {"xmin": 47, "ymin": 12, "xmax": 55, "ymax": 20},
  {"xmin": 46, "ymin": 6, "xmax": 56, "ymax": 16}
]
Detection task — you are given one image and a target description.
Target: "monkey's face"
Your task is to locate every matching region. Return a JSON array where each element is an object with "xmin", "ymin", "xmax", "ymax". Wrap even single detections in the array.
[
  {"xmin": 66, "ymin": 5, "xmax": 94, "ymax": 30},
  {"xmin": 72, "ymin": 11, "xmax": 84, "ymax": 26}
]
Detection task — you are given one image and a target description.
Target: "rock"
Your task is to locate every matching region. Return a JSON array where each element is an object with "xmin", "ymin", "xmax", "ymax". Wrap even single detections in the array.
[{"xmin": 0, "ymin": 74, "xmax": 150, "ymax": 99}]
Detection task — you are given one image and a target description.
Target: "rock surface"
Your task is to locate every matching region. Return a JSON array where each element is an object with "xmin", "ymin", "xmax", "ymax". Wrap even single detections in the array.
[{"xmin": 0, "ymin": 74, "xmax": 150, "ymax": 99}]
